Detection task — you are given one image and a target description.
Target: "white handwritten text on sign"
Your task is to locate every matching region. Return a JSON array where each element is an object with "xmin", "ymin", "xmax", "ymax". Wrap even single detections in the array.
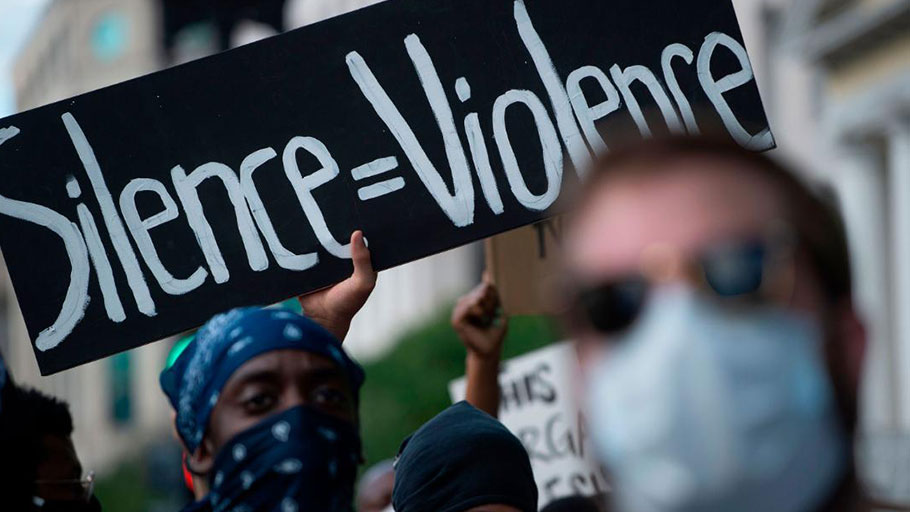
[
  {"xmin": 0, "ymin": 0, "xmax": 771, "ymax": 373},
  {"xmin": 450, "ymin": 342, "xmax": 608, "ymax": 508}
]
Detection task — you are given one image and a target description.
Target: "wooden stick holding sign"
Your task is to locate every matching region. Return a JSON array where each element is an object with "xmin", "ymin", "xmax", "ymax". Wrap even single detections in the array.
[{"xmin": 0, "ymin": 0, "xmax": 772, "ymax": 374}]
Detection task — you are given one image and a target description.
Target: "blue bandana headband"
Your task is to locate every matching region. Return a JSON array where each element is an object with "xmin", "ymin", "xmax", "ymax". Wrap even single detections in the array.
[{"xmin": 160, "ymin": 307, "xmax": 365, "ymax": 453}]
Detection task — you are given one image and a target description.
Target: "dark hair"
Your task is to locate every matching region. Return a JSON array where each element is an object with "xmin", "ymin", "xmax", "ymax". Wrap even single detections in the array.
[
  {"xmin": 3, "ymin": 386, "xmax": 74, "ymax": 437},
  {"xmin": 0, "ymin": 386, "xmax": 75, "ymax": 508},
  {"xmin": 576, "ymin": 135, "xmax": 852, "ymax": 303}
]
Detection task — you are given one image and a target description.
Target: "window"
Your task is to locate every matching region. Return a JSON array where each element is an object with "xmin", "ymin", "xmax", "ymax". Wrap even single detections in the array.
[
  {"xmin": 91, "ymin": 11, "xmax": 129, "ymax": 62},
  {"xmin": 109, "ymin": 352, "xmax": 132, "ymax": 424}
]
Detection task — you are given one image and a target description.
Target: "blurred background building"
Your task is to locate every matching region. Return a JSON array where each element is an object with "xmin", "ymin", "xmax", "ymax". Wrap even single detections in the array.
[
  {"xmin": 737, "ymin": 0, "xmax": 910, "ymax": 503},
  {"xmin": 0, "ymin": 0, "xmax": 907, "ymax": 508}
]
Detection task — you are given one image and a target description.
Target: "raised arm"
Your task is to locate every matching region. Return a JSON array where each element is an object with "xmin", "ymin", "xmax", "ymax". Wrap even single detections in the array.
[{"xmin": 452, "ymin": 279, "xmax": 508, "ymax": 417}]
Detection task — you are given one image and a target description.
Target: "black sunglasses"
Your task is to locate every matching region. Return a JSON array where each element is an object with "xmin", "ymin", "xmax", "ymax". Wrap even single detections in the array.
[{"xmin": 571, "ymin": 236, "xmax": 795, "ymax": 336}]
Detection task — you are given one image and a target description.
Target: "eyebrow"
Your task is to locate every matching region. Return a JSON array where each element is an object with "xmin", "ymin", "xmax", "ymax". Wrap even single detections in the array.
[
  {"xmin": 227, "ymin": 367, "xmax": 282, "ymax": 391},
  {"xmin": 227, "ymin": 361, "xmax": 350, "ymax": 390},
  {"xmin": 300, "ymin": 365, "xmax": 350, "ymax": 386}
]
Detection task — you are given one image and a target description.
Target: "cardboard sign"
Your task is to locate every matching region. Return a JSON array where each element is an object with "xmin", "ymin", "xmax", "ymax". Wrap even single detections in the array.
[
  {"xmin": 450, "ymin": 342, "xmax": 608, "ymax": 508},
  {"xmin": 486, "ymin": 217, "xmax": 564, "ymax": 316},
  {"xmin": 0, "ymin": 0, "xmax": 772, "ymax": 374}
]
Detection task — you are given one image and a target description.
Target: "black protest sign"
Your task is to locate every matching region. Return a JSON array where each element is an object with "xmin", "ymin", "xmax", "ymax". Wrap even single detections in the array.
[{"xmin": 0, "ymin": 0, "xmax": 773, "ymax": 374}]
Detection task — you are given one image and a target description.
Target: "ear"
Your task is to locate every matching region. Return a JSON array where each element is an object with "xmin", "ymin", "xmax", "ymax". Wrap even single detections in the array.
[
  {"xmin": 831, "ymin": 299, "xmax": 866, "ymax": 391},
  {"xmin": 824, "ymin": 298, "xmax": 867, "ymax": 435},
  {"xmin": 185, "ymin": 436, "xmax": 216, "ymax": 478},
  {"xmin": 172, "ymin": 417, "xmax": 215, "ymax": 479}
]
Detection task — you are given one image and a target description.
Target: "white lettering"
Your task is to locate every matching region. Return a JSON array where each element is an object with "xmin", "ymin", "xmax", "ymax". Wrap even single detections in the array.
[
  {"xmin": 466, "ymin": 112, "xmax": 504, "ymax": 215},
  {"xmin": 609, "ymin": 64, "xmax": 685, "ymax": 137},
  {"xmin": 566, "ymin": 66, "xmax": 621, "ymax": 155},
  {"xmin": 171, "ymin": 162, "xmax": 269, "ymax": 284},
  {"xmin": 240, "ymin": 148, "xmax": 319, "ymax": 272},
  {"xmin": 0, "ymin": 194, "xmax": 90, "ymax": 351},
  {"xmin": 346, "ymin": 36, "xmax": 475, "ymax": 227},
  {"xmin": 457, "ymin": 76, "xmax": 504, "ymax": 215},
  {"xmin": 62, "ymin": 113, "xmax": 156, "ymax": 316},
  {"xmin": 697, "ymin": 32, "xmax": 773, "ymax": 150},
  {"xmin": 662, "ymin": 43, "xmax": 700, "ymax": 135},
  {"xmin": 76, "ymin": 202, "xmax": 126, "ymax": 322},
  {"xmin": 282, "ymin": 136, "xmax": 350, "ymax": 259},
  {"xmin": 0, "ymin": 126, "xmax": 20, "ymax": 146},
  {"xmin": 66, "ymin": 175, "xmax": 125, "ymax": 322},
  {"xmin": 120, "ymin": 178, "xmax": 208, "ymax": 295},
  {"xmin": 493, "ymin": 89, "xmax": 563, "ymax": 211},
  {"xmin": 514, "ymin": 0, "xmax": 591, "ymax": 176}
]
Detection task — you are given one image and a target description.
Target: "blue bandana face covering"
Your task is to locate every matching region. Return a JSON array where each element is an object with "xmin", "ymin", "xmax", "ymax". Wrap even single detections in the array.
[
  {"xmin": 160, "ymin": 307, "xmax": 365, "ymax": 454},
  {"xmin": 208, "ymin": 405, "xmax": 361, "ymax": 512}
]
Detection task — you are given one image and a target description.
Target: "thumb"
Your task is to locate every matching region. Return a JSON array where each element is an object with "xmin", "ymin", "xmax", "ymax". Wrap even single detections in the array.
[
  {"xmin": 350, "ymin": 231, "xmax": 376, "ymax": 286},
  {"xmin": 482, "ymin": 269, "xmax": 494, "ymax": 285}
]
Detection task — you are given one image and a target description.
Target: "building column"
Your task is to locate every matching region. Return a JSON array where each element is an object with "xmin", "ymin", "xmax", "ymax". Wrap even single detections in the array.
[
  {"xmin": 834, "ymin": 142, "xmax": 894, "ymax": 432},
  {"xmin": 135, "ymin": 340, "xmax": 171, "ymax": 434},
  {"xmin": 888, "ymin": 118, "xmax": 910, "ymax": 430}
]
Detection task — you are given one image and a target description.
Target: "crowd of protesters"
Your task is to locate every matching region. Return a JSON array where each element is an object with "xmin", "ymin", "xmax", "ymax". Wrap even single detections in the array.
[{"xmin": 0, "ymin": 133, "xmax": 880, "ymax": 511}]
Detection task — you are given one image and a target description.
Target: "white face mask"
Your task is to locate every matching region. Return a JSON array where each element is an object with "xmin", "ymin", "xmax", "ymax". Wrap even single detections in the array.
[{"xmin": 585, "ymin": 287, "xmax": 847, "ymax": 512}]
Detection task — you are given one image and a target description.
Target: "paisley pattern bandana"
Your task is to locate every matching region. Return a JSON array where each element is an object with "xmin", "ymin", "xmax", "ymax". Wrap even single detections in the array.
[
  {"xmin": 160, "ymin": 307, "xmax": 364, "ymax": 453},
  {"xmin": 207, "ymin": 405, "xmax": 361, "ymax": 512}
]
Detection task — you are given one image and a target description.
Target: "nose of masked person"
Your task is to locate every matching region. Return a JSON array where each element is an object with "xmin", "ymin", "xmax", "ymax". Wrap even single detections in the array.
[
  {"xmin": 208, "ymin": 405, "xmax": 361, "ymax": 512},
  {"xmin": 584, "ymin": 287, "xmax": 847, "ymax": 512}
]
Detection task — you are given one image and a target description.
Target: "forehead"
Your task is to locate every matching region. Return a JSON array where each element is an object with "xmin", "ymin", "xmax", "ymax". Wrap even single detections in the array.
[
  {"xmin": 37, "ymin": 435, "xmax": 81, "ymax": 478},
  {"xmin": 225, "ymin": 349, "xmax": 347, "ymax": 386},
  {"xmin": 40, "ymin": 434, "xmax": 77, "ymax": 462},
  {"xmin": 566, "ymin": 158, "xmax": 785, "ymax": 279}
]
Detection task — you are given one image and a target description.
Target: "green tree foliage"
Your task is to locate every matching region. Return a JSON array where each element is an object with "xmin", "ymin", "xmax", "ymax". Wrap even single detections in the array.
[{"xmin": 358, "ymin": 309, "xmax": 563, "ymax": 467}]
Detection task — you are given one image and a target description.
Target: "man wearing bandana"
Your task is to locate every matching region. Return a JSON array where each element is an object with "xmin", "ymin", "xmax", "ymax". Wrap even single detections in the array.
[{"xmin": 161, "ymin": 232, "xmax": 375, "ymax": 512}]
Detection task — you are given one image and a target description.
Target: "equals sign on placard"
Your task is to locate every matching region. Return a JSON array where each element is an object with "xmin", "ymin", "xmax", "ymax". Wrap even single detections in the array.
[{"xmin": 352, "ymin": 156, "xmax": 405, "ymax": 201}]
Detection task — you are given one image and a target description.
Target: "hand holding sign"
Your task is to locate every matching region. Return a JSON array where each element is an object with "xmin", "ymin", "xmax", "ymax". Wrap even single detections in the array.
[{"xmin": 297, "ymin": 231, "xmax": 376, "ymax": 342}]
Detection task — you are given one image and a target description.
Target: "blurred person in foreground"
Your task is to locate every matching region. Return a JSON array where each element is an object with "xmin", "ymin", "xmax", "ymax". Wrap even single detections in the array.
[
  {"xmin": 0, "ymin": 386, "xmax": 99, "ymax": 511},
  {"xmin": 564, "ymin": 135, "xmax": 868, "ymax": 512},
  {"xmin": 160, "ymin": 231, "xmax": 376, "ymax": 512}
]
